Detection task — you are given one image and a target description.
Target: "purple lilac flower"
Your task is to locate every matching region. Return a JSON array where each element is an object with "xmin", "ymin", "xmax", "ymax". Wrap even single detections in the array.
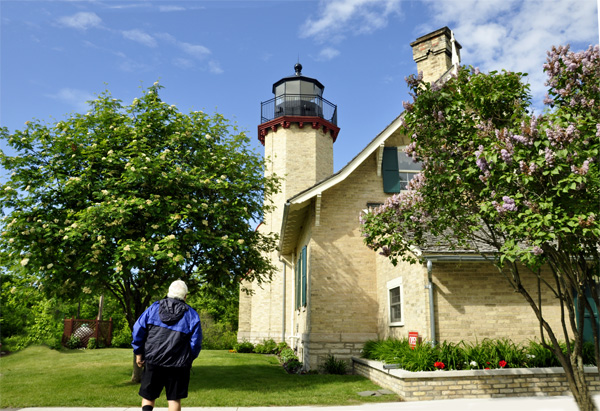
[
  {"xmin": 544, "ymin": 148, "xmax": 555, "ymax": 167},
  {"xmin": 500, "ymin": 148, "xmax": 512, "ymax": 164},
  {"xmin": 572, "ymin": 159, "xmax": 591, "ymax": 175},
  {"xmin": 532, "ymin": 246, "xmax": 544, "ymax": 256},
  {"xmin": 475, "ymin": 145, "xmax": 489, "ymax": 172},
  {"xmin": 511, "ymin": 134, "xmax": 533, "ymax": 146},
  {"xmin": 502, "ymin": 196, "xmax": 518, "ymax": 212}
]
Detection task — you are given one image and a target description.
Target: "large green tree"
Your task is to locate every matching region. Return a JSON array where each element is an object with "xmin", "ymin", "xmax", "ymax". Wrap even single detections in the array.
[
  {"xmin": 362, "ymin": 45, "xmax": 599, "ymax": 410},
  {"xmin": 0, "ymin": 84, "xmax": 280, "ymax": 380}
]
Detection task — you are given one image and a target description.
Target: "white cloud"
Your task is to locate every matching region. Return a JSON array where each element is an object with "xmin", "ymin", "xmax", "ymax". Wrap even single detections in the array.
[
  {"xmin": 173, "ymin": 58, "xmax": 194, "ymax": 69},
  {"xmin": 179, "ymin": 42, "xmax": 211, "ymax": 59},
  {"xmin": 122, "ymin": 29, "xmax": 157, "ymax": 48},
  {"xmin": 208, "ymin": 60, "xmax": 223, "ymax": 74},
  {"xmin": 317, "ymin": 47, "xmax": 341, "ymax": 61},
  {"xmin": 46, "ymin": 88, "xmax": 95, "ymax": 112},
  {"xmin": 422, "ymin": 0, "xmax": 599, "ymax": 108},
  {"xmin": 300, "ymin": 0, "xmax": 402, "ymax": 43},
  {"xmin": 159, "ymin": 6, "xmax": 185, "ymax": 12},
  {"xmin": 56, "ymin": 12, "xmax": 102, "ymax": 31}
]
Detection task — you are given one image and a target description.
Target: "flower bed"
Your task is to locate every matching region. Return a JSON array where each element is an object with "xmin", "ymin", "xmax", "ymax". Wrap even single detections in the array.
[{"xmin": 353, "ymin": 357, "xmax": 600, "ymax": 402}]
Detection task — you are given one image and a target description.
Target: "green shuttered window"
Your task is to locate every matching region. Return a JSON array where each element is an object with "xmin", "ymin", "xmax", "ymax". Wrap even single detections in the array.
[
  {"xmin": 382, "ymin": 147, "xmax": 421, "ymax": 193},
  {"xmin": 382, "ymin": 147, "xmax": 400, "ymax": 193},
  {"xmin": 295, "ymin": 246, "xmax": 308, "ymax": 310}
]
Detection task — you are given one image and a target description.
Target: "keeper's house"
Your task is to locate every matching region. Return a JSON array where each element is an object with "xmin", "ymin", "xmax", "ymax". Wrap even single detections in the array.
[{"xmin": 238, "ymin": 27, "xmax": 565, "ymax": 371}]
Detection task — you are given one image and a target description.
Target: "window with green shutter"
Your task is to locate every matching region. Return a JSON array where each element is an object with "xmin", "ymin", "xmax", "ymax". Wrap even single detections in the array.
[
  {"xmin": 295, "ymin": 254, "xmax": 301, "ymax": 311},
  {"xmin": 382, "ymin": 147, "xmax": 400, "ymax": 193},
  {"xmin": 301, "ymin": 246, "xmax": 307, "ymax": 307},
  {"xmin": 295, "ymin": 246, "xmax": 308, "ymax": 310},
  {"xmin": 382, "ymin": 146, "xmax": 421, "ymax": 193}
]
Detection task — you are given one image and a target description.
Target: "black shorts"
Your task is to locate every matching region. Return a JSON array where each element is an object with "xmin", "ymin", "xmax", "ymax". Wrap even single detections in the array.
[{"xmin": 139, "ymin": 363, "xmax": 191, "ymax": 401}]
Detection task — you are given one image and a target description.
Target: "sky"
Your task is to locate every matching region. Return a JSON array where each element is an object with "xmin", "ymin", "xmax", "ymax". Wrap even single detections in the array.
[{"xmin": 1, "ymin": 0, "xmax": 599, "ymax": 179}]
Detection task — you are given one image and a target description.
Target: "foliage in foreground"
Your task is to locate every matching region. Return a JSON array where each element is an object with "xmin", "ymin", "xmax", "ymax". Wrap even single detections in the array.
[
  {"xmin": 361, "ymin": 44, "xmax": 599, "ymax": 410},
  {"xmin": 0, "ymin": 346, "xmax": 394, "ymax": 408},
  {"xmin": 362, "ymin": 338, "xmax": 597, "ymax": 372},
  {"xmin": 0, "ymin": 83, "xmax": 280, "ymax": 336},
  {"xmin": 1, "ymin": 272, "xmax": 239, "ymax": 352}
]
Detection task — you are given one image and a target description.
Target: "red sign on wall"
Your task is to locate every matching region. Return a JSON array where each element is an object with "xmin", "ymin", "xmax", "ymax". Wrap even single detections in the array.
[{"xmin": 408, "ymin": 331, "xmax": 419, "ymax": 349}]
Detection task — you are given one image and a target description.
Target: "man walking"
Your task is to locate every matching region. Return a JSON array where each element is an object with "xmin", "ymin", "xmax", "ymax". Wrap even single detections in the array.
[{"xmin": 132, "ymin": 280, "xmax": 202, "ymax": 411}]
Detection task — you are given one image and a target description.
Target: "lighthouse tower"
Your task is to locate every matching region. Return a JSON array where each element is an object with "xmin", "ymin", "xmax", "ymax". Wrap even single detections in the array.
[{"xmin": 237, "ymin": 64, "xmax": 339, "ymax": 344}]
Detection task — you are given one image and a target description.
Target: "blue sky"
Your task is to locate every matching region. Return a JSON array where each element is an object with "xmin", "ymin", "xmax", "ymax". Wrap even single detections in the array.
[{"xmin": 1, "ymin": 0, "xmax": 599, "ymax": 176}]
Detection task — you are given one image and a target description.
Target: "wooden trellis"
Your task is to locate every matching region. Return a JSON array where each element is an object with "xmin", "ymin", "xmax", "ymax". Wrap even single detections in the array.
[{"xmin": 62, "ymin": 317, "xmax": 113, "ymax": 348}]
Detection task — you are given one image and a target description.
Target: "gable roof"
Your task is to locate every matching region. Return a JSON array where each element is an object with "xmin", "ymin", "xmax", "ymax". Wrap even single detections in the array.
[
  {"xmin": 279, "ymin": 113, "xmax": 406, "ymax": 255},
  {"xmin": 277, "ymin": 62, "xmax": 460, "ymax": 256}
]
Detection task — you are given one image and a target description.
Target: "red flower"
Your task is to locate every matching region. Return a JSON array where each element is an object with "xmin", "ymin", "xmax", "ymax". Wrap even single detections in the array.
[
  {"xmin": 434, "ymin": 361, "xmax": 445, "ymax": 370},
  {"xmin": 499, "ymin": 360, "xmax": 507, "ymax": 368}
]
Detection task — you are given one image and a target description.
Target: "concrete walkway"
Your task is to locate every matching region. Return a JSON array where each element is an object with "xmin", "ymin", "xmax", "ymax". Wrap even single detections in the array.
[{"xmin": 9, "ymin": 395, "xmax": 600, "ymax": 411}]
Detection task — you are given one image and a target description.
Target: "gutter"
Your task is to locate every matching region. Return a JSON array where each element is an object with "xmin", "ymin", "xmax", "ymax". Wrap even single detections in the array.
[{"xmin": 423, "ymin": 254, "xmax": 489, "ymax": 262}]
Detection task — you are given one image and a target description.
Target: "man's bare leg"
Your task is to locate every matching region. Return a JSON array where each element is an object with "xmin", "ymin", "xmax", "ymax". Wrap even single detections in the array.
[{"xmin": 167, "ymin": 399, "xmax": 181, "ymax": 411}]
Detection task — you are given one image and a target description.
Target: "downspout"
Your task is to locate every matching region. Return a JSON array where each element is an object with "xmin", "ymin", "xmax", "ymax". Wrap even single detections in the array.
[
  {"xmin": 426, "ymin": 259, "xmax": 436, "ymax": 347},
  {"xmin": 282, "ymin": 260, "xmax": 286, "ymax": 342}
]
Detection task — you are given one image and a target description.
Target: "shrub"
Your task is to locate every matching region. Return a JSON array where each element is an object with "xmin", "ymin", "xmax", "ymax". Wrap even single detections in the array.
[
  {"xmin": 199, "ymin": 313, "xmax": 238, "ymax": 350},
  {"xmin": 263, "ymin": 339, "xmax": 278, "ymax": 354},
  {"xmin": 583, "ymin": 342, "xmax": 596, "ymax": 366},
  {"xmin": 279, "ymin": 348, "xmax": 296, "ymax": 363},
  {"xmin": 254, "ymin": 339, "xmax": 278, "ymax": 354},
  {"xmin": 234, "ymin": 341, "xmax": 254, "ymax": 353},
  {"xmin": 276, "ymin": 342, "xmax": 289, "ymax": 354},
  {"xmin": 111, "ymin": 321, "xmax": 133, "ymax": 348},
  {"xmin": 283, "ymin": 358, "xmax": 303, "ymax": 374},
  {"xmin": 65, "ymin": 335, "xmax": 81, "ymax": 349},
  {"xmin": 278, "ymin": 347, "xmax": 303, "ymax": 373},
  {"xmin": 320, "ymin": 355, "xmax": 347, "ymax": 374},
  {"xmin": 87, "ymin": 338, "xmax": 97, "ymax": 350},
  {"xmin": 254, "ymin": 343, "xmax": 267, "ymax": 354}
]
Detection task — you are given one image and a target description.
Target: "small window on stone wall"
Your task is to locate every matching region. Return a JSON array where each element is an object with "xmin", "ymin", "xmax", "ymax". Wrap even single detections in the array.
[{"xmin": 387, "ymin": 277, "xmax": 404, "ymax": 327}]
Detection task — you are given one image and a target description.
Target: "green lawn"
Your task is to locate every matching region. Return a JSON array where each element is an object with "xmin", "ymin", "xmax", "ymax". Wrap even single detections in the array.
[{"xmin": 0, "ymin": 346, "xmax": 398, "ymax": 407}]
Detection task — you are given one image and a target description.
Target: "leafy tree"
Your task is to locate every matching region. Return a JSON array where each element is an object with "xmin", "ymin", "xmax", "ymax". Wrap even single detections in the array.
[
  {"xmin": 0, "ymin": 83, "xmax": 280, "ymax": 380},
  {"xmin": 361, "ymin": 45, "xmax": 599, "ymax": 410}
]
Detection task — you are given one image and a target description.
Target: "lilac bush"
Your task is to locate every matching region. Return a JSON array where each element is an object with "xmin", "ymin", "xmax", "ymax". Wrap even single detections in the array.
[{"xmin": 362, "ymin": 44, "xmax": 599, "ymax": 411}]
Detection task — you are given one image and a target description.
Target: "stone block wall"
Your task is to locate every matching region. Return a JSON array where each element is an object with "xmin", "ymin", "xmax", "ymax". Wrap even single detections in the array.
[
  {"xmin": 431, "ymin": 262, "xmax": 565, "ymax": 343},
  {"xmin": 353, "ymin": 357, "xmax": 600, "ymax": 402}
]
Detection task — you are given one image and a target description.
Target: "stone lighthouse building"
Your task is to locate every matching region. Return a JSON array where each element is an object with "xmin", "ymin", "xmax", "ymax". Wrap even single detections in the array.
[
  {"xmin": 237, "ymin": 63, "xmax": 340, "ymax": 357},
  {"xmin": 238, "ymin": 27, "xmax": 563, "ymax": 372}
]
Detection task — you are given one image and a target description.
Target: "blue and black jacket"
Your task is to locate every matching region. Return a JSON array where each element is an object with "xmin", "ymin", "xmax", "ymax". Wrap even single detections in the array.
[{"xmin": 132, "ymin": 297, "xmax": 202, "ymax": 368}]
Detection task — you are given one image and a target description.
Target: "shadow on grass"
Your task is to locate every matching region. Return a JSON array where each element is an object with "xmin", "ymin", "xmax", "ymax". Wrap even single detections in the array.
[{"xmin": 188, "ymin": 363, "xmax": 374, "ymax": 393}]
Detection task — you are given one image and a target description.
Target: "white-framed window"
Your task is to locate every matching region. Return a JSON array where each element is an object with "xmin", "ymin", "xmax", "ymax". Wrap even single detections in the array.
[{"xmin": 386, "ymin": 277, "xmax": 404, "ymax": 326}]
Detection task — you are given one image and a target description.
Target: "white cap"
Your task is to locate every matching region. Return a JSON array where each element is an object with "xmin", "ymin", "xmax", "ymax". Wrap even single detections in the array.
[{"xmin": 167, "ymin": 280, "xmax": 188, "ymax": 300}]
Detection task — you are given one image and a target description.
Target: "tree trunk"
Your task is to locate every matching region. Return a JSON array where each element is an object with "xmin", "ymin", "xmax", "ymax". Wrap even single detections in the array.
[
  {"xmin": 568, "ymin": 354, "xmax": 596, "ymax": 411},
  {"xmin": 131, "ymin": 353, "xmax": 143, "ymax": 383},
  {"xmin": 97, "ymin": 294, "xmax": 104, "ymax": 321}
]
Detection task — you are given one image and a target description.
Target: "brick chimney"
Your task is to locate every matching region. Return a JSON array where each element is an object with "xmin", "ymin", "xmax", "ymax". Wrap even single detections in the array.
[{"xmin": 410, "ymin": 27, "xmax": 461, "ymax": 84}]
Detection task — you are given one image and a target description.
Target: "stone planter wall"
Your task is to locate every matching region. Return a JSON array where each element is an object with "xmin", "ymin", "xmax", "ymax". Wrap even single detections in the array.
[{"xmin": 353, "ymin": 357, "xmax": 600, "ymax": 402}]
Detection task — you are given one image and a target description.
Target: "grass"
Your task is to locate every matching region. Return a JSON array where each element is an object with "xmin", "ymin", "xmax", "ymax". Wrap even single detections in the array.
[{"xmin": 0, "ymin": 346, "xmax": 398, "ymax": 408}]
